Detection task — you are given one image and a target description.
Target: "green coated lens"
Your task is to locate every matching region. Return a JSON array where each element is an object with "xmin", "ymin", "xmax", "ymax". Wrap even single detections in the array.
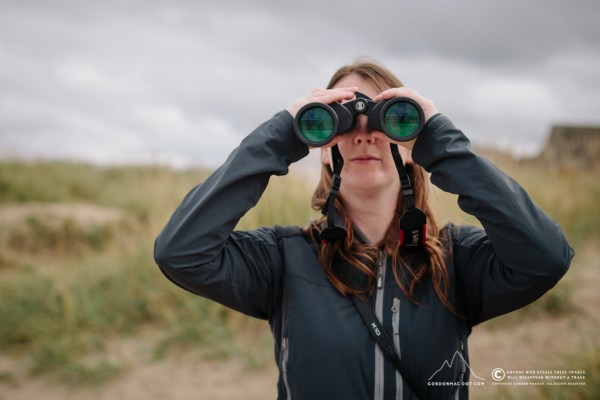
[
  {"xmin": 297, "ymin": 106, "xmax": 335, "ymax": 145},
  {"xmin": 384, "ymin": 101, "xmax": 421, "ymax": 139}
]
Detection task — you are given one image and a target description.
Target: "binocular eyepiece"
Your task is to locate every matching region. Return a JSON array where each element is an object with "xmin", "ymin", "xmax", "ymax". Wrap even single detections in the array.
[{"xmin": 293, "ymin": 92, "xmax": 424, "ymax": 147}]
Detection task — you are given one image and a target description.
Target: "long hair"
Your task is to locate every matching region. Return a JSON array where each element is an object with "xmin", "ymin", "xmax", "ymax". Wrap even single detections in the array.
[{"xmin": 303, "ymin": 59, "xmax": 457, "ymax": 313}]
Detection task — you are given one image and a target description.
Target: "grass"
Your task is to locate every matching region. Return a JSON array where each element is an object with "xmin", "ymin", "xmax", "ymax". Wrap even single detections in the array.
[
  {"xmin": 0, "ymin": 157, "xmax": 598, "ymax": 396},
  {"xmin": 6, "ymin": 215, "xmax": 116, "ymax": 255},
  {"xmin": 0, "ymin": 160, "xmax": 317, "ymax": 384},
  {"xmin": 536, "ymin": 342, "xmax": 600, "ymax": 400}
]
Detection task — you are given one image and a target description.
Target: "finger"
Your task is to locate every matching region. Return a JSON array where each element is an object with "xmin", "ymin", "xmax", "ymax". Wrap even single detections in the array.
[
  {"xmin": 310, "ymin": 89, "xmax": 356, "ymax": 104},
  {"xmin": 374, "ymin": 87, "xmax": 414, "ymax": 102},
  {"xmin": 314, "ymin": 87, "xmax": 358, "ymax": 97},
  {"xmin": 310, "ymin": 86, "xmax": 357, "ymax": 97},
  {"xmin": 288, "ymin": 87, "xmax": 358, "ymax": 118},
  {"xmin": 374, "ymin": 88, "xmax": 438, "ymax": 121}
]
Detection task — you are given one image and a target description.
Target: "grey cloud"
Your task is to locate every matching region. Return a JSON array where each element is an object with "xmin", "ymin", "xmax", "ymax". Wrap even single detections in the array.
[{"xmin": 1, "ymin": 0, "xmax": 599, "ymax": 167}]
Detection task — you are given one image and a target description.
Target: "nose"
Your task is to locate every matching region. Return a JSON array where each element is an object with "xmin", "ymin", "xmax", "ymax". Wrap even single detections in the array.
[{"xmin": 351, "ymin": 115, "xmax": 375, "ymax": 145}]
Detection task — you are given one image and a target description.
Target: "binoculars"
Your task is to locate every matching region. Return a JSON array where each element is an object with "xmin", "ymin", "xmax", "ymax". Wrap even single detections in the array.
[{"xmin": 293, "ymin": 92, "xmax": 424, "ymax": 147}]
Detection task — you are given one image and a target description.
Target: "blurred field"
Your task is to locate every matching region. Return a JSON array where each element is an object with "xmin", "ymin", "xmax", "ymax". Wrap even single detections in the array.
[{"xmin": 0, "ymin": 152, "xmax": 598, "ymax": 400}]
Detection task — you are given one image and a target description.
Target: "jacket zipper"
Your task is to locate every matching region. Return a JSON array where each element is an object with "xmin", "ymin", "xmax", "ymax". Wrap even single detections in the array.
[
  {"xmin": 391, "ymin": 298, "xmax": 401, "ymax": 350},
  {"xmin": 374, "ymin": 251, "xmax": 386, "ymax": 400},
  {"xmin": 281, "ymin": 337, "xmax": 292, "ymax": 400},
  {"xmin": 392, "ymin": 298, "xmax": 403, "ymax": 400},
  {"xmin": 377, "ymin": 256, "xmax": 384, "ymax": 289}
]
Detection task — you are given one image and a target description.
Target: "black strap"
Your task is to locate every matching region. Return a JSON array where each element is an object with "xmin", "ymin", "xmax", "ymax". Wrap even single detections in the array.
[
  {"xmin": 351, "ymin": 295, "xmax": 428, "ymax": 400},
  {"xmin": 390, "ymin": 143, "xmax": 415, "ymax": 210},
  {"xmin": 390, "ymin": 144, "xmax": 427, "ymax": 247},
  {"xmin": 320, "ymin": 145, "xmax": 348, "ymax": 242}
]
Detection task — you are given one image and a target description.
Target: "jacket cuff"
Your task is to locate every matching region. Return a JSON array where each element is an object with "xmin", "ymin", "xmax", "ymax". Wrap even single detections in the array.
[
  {"xmin": 412, "ymin": 113, "xmax": 471, "ymax": 172},
  {"xmin": 275, "ymin": 110, "xmax": 310, "ymax": 164},
  {"xmin": 238, "ymin": 110, "xmax": 310, "ymax": 171}
]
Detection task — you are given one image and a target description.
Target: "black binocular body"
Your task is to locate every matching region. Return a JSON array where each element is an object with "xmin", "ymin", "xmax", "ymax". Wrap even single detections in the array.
[{"xmin": 293, "ymin": 92, "xmax": 424, "ymax": 147}]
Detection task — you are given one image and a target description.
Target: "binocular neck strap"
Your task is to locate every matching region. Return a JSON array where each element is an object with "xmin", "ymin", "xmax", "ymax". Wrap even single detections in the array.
[
  {"xmin": 390, "ymin": 143, "xmax": 427, "ymax": 247},
  {"xmin": 390, "ymin": 143, "xmax": 415, "ymax": 210},
  {"xmin": 320, "ymin": 144, "xmax": 425, "ymax": 246},
  {"xmin": 320, "ymin": 145, "xmax": 347, "ymax": 243}
]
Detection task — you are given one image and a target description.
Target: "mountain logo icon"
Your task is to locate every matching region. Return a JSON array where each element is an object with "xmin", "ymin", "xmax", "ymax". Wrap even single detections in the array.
[{"xmin": 428, "ymin": 351, "xmax": 486, "ymax": 382}]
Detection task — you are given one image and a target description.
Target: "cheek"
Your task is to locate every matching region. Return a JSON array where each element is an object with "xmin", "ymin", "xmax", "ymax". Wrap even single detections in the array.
[
  {"xmin": 334, "ymin": 140, "xmax": 353, "ymax": 159},
  {"xmin": 321, "ymin": 148, "xmax": 332, "ymax": 166}
]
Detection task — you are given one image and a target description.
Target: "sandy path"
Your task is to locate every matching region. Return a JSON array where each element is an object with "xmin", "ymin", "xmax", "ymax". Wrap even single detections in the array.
[{"xmin": 0, "ymin": 335, "xmax": 279, "ymax": 400}]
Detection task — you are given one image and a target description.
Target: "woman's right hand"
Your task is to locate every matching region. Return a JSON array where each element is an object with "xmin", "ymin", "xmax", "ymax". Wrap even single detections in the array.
[
  {"xmin": 286, "ymin": 87, "xmax": 358, "ymax": 119},
  {"xmin": 287, "ymin": 87, "xmax": 358, "ymax": 148}
]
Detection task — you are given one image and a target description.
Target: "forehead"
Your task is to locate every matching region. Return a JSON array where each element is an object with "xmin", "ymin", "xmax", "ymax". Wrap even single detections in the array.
[{"xmin": 331, "ymin": 73, "xmax": 379, "ymax": 99}]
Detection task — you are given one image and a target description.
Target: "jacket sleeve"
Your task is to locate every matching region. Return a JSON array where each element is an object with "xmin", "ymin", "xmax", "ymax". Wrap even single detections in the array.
[
  {"xmin": 153, "ymin": 111, "xmax": 309, "ymax": 320},
  {"xmin": 412, "ymin": 114, "xmax": 575, "ymax": 326}
]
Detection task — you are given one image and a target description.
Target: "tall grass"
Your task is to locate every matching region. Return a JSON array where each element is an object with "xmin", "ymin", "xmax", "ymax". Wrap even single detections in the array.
[
  {"xmin": 0, "ymin": 157, "xmax": 597, "ymax": 393},
  {"xmin": 0, "ymin": 160, "xmax": 316, "ymax": 383}
]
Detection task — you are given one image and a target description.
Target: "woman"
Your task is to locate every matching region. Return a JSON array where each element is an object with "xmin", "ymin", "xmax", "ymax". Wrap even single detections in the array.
[{"xmin": 154, "ymin": 60, "xmax": 573, "ymax": 399}]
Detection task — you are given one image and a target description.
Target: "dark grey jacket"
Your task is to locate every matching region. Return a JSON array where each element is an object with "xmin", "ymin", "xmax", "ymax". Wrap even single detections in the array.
[{"xmin": 154, "ymin": 111, "xmax": 573, "ymax": 400}]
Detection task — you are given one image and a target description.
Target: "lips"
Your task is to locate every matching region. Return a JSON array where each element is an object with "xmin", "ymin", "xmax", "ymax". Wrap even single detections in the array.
[{"xmin": 350, "ymin": 154, "xmax": 380, "ymax": 162}]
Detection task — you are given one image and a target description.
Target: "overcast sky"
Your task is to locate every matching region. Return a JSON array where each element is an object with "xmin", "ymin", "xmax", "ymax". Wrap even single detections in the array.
[{"xmin": 1, "ymin": 0, "xmax": 599, "ymax": 168}]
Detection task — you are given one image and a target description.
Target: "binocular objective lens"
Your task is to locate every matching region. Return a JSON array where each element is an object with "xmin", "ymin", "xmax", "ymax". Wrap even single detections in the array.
[
  {"xmin": 297, "ymin": 106, "xmax": 335, "ymax": 145},
  {"xmin": 384, "ymin": 101, "xmax": 421, "ymax": 139}
]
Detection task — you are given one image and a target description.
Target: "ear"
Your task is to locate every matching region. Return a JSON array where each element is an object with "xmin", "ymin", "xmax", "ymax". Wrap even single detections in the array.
[{"xmin": 321, "ymin": 147, "xmax": 332, "ymax": 167}]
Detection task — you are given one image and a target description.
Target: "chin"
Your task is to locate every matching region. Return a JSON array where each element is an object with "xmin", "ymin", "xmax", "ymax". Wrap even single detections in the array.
[{"xmin": 347, "ymin": 175, "xmax": 396, "ymax": 192}]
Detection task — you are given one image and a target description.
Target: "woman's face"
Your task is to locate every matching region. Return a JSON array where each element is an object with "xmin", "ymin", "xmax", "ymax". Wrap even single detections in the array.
[{"xmin": 323, "ymin": 73, "xmax": 410, "ymax": 199}]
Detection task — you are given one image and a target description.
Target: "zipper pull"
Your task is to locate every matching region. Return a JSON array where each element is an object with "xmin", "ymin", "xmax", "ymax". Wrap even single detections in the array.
[
  {"xmin": 391, "ymin": 297, "xmax": 400, "ymax": 313},
  {"xmin": 376, "ymin": 251, "xmax": 384, "ymax": 289},
  {"xmin": 391, "ymin": 298, "xmax": 400, "ymax": 335}
]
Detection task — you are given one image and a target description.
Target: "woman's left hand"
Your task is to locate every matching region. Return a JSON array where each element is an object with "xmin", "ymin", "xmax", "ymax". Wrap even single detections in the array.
[{"xmin": 373, "ymin": 87, "xmax": 439, "ymax": 150}]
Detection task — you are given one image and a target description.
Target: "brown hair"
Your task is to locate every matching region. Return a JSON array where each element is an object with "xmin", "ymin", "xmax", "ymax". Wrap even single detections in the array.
[{"xmin": 303, "ymin": 59, "xmax": 456, "ymax": 313}]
